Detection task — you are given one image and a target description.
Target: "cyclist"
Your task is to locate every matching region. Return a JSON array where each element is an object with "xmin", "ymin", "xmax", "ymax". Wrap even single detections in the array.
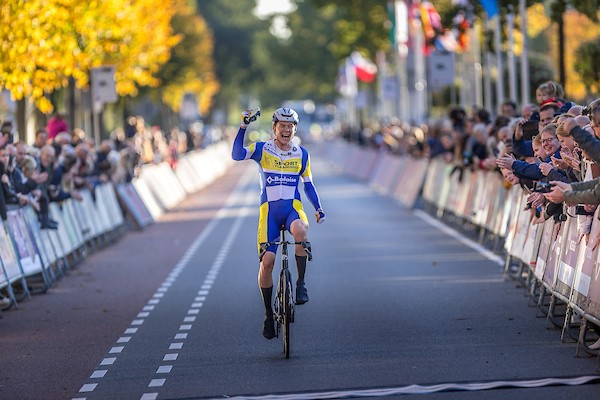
[{"xmin": 232, "ymin": 107, "xmax": 326, "ymax": 339}]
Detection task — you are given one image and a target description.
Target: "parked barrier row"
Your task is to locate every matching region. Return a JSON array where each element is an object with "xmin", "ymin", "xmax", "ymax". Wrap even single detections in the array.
[
  {"xmin": 0, "ymin": 141, "xmax": 234, "ymax": 313},
  {"xmin": 320, "ymin": 139, "xmax": 600, "ymax": 357}
]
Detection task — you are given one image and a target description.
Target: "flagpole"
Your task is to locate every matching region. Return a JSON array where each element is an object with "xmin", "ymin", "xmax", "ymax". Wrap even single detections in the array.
[
  {"xmin": 494, "ymin": 14, "xmax": 504, "ymax": 114},
  {"xmin": 507, "ymin": 8, "xmax": 518, "ymax": 103},
  {"xmin": 519, "ymin": 0, "xmax": 530, "ymax": 106}
]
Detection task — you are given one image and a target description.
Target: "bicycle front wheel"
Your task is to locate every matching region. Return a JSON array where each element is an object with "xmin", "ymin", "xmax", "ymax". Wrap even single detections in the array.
[{"xmin": 282, "ymin": 269, "xmax": 292, "ymax": 358}]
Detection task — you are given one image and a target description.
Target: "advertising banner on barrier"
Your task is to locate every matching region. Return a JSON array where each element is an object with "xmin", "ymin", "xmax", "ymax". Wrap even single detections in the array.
[
  {"xmin": 117, "ymin": 183, "xmax": 155, "ymax": 229},
  {"xmin": 572, "ymin": 213, "xmax": 600, "ymax": 308},
  {"xmin": 0, "ymin": 222, "xmax": 22, "ymax": 286},
  {"xmin": 555, "ymin": 212, "xmax": 580, "ymax": 298},
  {"xmin": 587, "ymin": 258, "xmax": 600, "ymax": 320},
  {"xmin": 535, "ymin": 220, "xmax": 555, "ymax": 281},
  {"xmin": 6, "ymin": 210, "xmax": 41, "ymax": 276}
]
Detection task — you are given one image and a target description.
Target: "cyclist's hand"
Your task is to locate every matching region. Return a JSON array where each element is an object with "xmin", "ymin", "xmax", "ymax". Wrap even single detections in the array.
[
  {"xmin": 241, "ymin": 110, "xmax": 252, "ymax": 128},
  {"xmin": 241, "ymin": 108, "xmax": 260, "ymax": 128},
  {"xmin": 315, "ymin": 208, "xmax": 326, "ymax": 224}
]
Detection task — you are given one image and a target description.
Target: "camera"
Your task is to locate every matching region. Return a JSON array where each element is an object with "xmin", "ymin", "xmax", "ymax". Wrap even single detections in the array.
[
  {"xmin": 532, "ymin": 181, "xmax": 554, "ymax": 193},
  {"xmin": 521, "ymin": 111, "xmax": 540, "ymax": 141}
]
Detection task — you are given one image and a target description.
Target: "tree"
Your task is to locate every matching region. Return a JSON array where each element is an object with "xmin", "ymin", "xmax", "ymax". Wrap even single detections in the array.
[
  {"xmin": 574, "ymin": 37, "xmax": 600, "ymax": 97},
  {"xmin": 249, "ymin": 0, "xmax": 339, "ymax": 109},
  {"xmin": 308, "ymin": 0, "xmax": 390, "ymax": 59},
  {"xmin": 155, "ymin": 0, "xmax": 219, "ymax": 115},
  {"xmin": 196, "ymin": 0, "xmax": 268, "ymax": 118},
  {"xmin": 0, "ymin": 0, "xmax": 181, "ymax": 114}
]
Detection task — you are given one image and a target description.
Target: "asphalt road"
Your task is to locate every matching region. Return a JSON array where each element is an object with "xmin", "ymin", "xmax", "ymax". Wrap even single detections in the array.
[{"xmin": 1, "ymin": 157, "xmax": 599, "ymax": 400}]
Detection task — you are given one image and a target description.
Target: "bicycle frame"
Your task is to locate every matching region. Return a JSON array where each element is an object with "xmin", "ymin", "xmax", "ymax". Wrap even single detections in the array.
[{"xmin": 259, "ymin": 226, "xmax": 312, "ymax": 358}]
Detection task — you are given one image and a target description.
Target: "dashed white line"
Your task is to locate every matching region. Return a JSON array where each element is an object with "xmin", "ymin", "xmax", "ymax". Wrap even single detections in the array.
[
  {"xmin": 169, "ymin": 343, "xmax": 183, "ymax": 350},
  {"xmin": 100, "ymin": 357, "xmax": 116, "ymax": 366},
  {"xmin": 163, "ymin": 354, "xmax": 178, "ymax": 361},
  {"xmin": 117, "ymin": 337, "xmax": 131, "ymax": 343},
  {"xmin": 148, "ymin": 378, "xmax": 166, "ymax": 387},
  {"xmin": 90, "ymin": 370, "xmax": 107, "ymax": 378},
  {"xmin": 175, "ymin": 333, "xmax": 188, "ymax": 340},
  {"xmin": 109, "ymin": 346, "xmax": 124, "ymax": 354},
  {"xmin": 156, "ymin": 365, "xmax": 173, "ymax": 374},
  {"xmin": 140, "ymin": 393, "xmax": 158, "ymax": 400},
  {"xmin": 79, "ymin": 383, "xmax": 97, "ymax": 392}
]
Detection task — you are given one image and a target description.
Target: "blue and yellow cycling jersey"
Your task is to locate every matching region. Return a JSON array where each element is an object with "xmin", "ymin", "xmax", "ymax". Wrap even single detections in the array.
[
  {"xmin": 232, "ymin": 127, "xmax": 323, "ymax": 253},
  {"xmin": 231, "ymin": 127, "xmax": 323, "ymax": 211}
]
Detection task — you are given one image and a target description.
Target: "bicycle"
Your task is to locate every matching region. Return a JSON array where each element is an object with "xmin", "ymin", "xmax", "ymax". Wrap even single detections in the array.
[{"xmin": 259, "ymin": 226, "xmax": 312, "ymax": 359}]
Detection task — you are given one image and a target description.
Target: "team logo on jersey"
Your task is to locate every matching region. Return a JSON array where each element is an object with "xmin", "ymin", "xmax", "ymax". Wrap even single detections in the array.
[{"xmin": 265, "ymin": 174, "xmax": 298, "ymax": 185}]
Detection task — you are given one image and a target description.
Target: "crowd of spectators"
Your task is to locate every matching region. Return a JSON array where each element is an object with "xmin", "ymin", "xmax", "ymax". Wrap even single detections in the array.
[
  {"xmin": 0, "ymin": 114, "xmax": 210, "ymax": 232},
  {"xmin": 338, "ymin": 81, "xmax": 600, "ymax": 350}
]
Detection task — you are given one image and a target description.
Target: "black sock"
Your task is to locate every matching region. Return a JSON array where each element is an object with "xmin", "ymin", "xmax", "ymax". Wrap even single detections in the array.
[
  {"xmin": 260, "ymin": 286, "xmax": 273, "ymax": 317},
  {"xmin": 296, "ymin": 255, "xmax": 307, "ymax": 283}
]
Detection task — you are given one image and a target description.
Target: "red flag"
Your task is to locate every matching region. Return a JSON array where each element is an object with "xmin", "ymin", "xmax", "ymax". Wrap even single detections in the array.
[{"xmin": 350, "ymin": 51, "xmax": 378, "ymax": 83}]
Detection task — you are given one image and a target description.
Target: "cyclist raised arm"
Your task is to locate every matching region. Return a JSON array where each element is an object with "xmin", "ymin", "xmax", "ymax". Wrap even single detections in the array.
[{"xmin": 231, "ymin": 107, "xmax": 326, "ymax": 340}]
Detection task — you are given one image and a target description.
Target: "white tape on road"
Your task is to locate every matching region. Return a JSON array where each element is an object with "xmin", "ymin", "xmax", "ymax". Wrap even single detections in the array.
[
  {"xmin": 207, "ymin": 375, "xmax": 600, "ymax": 399},
  {"xmin": 413, "ymin": 209, "xmax": 504, "ymax": 267}
]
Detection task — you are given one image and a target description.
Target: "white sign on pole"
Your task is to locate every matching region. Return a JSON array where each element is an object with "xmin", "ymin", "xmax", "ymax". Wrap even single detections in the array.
[
  {"xmin": 91, "ymin": 66, "xmax": 117, "ymax": 103},
  {"xmin": 427, "ymin": 52, "xmax": 455, "ymax": 90}
]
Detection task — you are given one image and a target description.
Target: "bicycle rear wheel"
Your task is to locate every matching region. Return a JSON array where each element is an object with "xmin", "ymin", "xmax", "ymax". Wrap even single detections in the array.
[{"xmin": 282, "ymin": 269, "xmax": 292, "ymax": 358}]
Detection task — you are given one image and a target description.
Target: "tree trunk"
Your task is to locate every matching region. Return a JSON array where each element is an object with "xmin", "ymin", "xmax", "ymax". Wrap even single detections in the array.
[{"xmin": 558, "ymin": 11, "xmax": 565, "ymax": 89}]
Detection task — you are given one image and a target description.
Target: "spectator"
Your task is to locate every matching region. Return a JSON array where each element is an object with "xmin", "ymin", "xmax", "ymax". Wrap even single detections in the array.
[
  {"xmin": 521, "ymin": 103, "xmax": 538, "ymax": 121},
  {"xmin": 46, "ymin": 113, "xmax": 69, "ymax": 142},
  {"xmin": 33, "ymin": 129, "xmax": 48, "ymax": 150},
  {"xmin": 536, "ymin": 80, "xmax": 565, "ymax": 106},
  {"xmin": 500, "ymin": 100, "xmax": 518, "ymax": 118}
]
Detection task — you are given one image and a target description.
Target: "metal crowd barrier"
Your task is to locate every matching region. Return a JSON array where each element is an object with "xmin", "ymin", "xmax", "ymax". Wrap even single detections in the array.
[
  {"xmin": 321, "ymin": 139, "xmax": 600, "ymax": 360},
  {"xmin": 0, "ymin": 141, "xmax": 234, "ymax": 313}
]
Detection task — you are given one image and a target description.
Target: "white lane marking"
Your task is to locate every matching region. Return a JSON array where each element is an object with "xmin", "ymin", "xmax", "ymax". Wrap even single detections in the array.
[
  {"xmin": 163, "ymin": 354, "xmax": 178, "ymax": 361},
  {"xmin": 148, "ymin": 379, "xmax": 166, "ymax": 387},
  {"xmin": 208, "ymin": 375, "xmax": 600, "ymax": 399},
  {"xmin": 109, "ymin": 346, "xmax": 124, "ymax": 354},
  {"xmin": 77, "ymin": 166, "xmax": 257, "ymax": 398},
  {"xmin": 174, "ymin": 333, "xmax": 187, "ymax": 339},
  {"xmin": 143, "ymin": 178, "xmax": 256, "ymax": 398},
  {"xmin": 140, "ymin": 393, "xmax": 158, "ymax": 400},
  {"xmin": 79, "ymin": 384, "xmax": 97, "ymax": 393},
  {"xmin": 414, "ymin": 210, "xmax": 504, "ymax": 266},
  {"xmin": 90, "ymin": 370, "xmax": 107, "ymax": 379},
  {"xmin": 117, "ymin": 337, "xmax": 131, "ymax": 343},
  {"xmin": 156, "ymin": 365, "xmax": 173, "ymax": 374},
  {"xmin": 191, "ymin": 302, "xmax": 203, "ymax": 307}
]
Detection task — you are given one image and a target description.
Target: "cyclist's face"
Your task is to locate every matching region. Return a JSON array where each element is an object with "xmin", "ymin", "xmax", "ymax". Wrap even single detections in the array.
[{"xmin": 274, "ymin": 122, "xmax": 296, "ymax": 147}]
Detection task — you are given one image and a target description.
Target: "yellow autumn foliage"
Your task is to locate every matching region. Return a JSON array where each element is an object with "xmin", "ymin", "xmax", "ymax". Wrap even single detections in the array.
[
  {"xmin": 0, "ymin": 0, "xmax": 182, "ymax": 113},
  {"xmin": 548, "ymin": 11, "xmax": 600, "ymax": 100},
  {"xmin": 160, "ymin": 0, "xmax": 219, "ymax": 115}
]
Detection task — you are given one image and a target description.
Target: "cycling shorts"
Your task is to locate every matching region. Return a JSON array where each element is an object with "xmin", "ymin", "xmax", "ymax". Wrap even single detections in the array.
[{"xmin": 258, "ymin": 199, "xmax": 308, "ymax": 254}]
